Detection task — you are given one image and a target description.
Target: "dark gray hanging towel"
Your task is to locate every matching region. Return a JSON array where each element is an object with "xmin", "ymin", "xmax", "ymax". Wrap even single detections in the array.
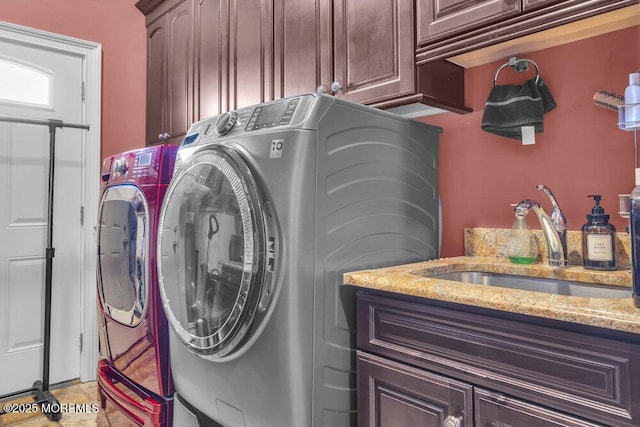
[
  {"xmin": 481, "ymin": 78, "xmax": 545, "ymax": 140},
  {"xmin": 537, "ymin": 77, "xmax": 556, "ymax": 113}
]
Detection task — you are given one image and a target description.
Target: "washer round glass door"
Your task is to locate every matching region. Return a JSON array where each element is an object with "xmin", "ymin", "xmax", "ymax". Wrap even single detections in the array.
[
  {"xmin": 97, "ymin": 184, "xmax": 149, "ymax": 326},
  {"xmin": 158, "ymin": 148, "xmax": 266, "ymax": 357}
]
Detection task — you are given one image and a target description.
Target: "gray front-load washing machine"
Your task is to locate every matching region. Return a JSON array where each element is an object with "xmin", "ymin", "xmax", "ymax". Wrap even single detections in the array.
[{"xmin": 157, "ymin": 94, "xmax": 441, "ymax": 427}]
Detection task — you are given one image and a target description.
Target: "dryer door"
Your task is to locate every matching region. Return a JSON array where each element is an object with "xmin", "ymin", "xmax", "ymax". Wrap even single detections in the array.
[
  {"xmin": 97, "ymin": 185, "xmax": 149, "ymax": 326},
  {"xmin": 158, "ymin": 148, "xmax": 266, "ymax": 357}
]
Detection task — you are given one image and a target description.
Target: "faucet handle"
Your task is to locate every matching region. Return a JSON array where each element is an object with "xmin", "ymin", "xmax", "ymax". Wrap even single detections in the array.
[
  {"xmin": 536, "ymin": 184, "xmax": 567, "ymax": 229},
  {"xmin": 536, "ymin": 184, "xmax": 558, "ymax": 207}
]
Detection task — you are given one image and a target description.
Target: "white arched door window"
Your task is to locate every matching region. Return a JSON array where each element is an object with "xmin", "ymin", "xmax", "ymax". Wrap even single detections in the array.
[{"xmin": 0, "ymin": 57, "xmax": 53, "ymax": 107}]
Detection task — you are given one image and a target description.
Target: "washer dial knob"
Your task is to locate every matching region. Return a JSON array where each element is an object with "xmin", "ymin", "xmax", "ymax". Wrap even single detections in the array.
[
  {"xmin": 215, "ymin": 111, "xmax": 238, "ymax": 136},
  {"xmin": 113, "ymin": 158, "xmax": 128, "ymax": 176}
]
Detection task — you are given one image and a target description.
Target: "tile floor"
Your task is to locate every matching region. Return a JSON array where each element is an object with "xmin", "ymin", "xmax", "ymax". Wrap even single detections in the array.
[{"xmin": 0, "ymin": 381, "xmax": 98, "ymax": 427}]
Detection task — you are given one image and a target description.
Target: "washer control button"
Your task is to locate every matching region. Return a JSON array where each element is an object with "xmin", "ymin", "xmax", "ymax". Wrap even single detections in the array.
[{"xmin": 215, "ymin": 111, "xmax": 238, "ymax": 136}]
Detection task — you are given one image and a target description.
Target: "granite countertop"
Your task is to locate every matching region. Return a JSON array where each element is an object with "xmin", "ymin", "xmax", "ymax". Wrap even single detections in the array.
[{"xmin": 343, "ymin": 256, "xmax": 640, "ymax": 334}]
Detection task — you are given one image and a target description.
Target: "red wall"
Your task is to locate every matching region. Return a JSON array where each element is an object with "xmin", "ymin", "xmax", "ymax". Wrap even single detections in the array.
[
  {"xmin": 0, "ymin": 0, "xmax": 146, "ymax": 160},
  {"xmin": 422, "ymin": 26, "xmax": 640, "ymax": 257}
]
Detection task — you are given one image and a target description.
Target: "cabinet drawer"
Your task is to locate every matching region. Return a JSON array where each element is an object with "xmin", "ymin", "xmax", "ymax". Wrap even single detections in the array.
[
  {"xmin": 357, "ymin": 292, "xmax": 640, "ymax": 427},
  {"xmin": 474, "ymin": 388, "xmax": 604, "ymax": 427},
  {"xmin": 357, "ymin": 350, "xmax": 473, "ymax": 427}
]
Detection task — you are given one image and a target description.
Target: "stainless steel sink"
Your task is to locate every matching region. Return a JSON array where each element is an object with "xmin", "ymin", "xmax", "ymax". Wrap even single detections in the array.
[{"xmin": 431, "ymin": 271, "xmax": 632, "ymax": 299}]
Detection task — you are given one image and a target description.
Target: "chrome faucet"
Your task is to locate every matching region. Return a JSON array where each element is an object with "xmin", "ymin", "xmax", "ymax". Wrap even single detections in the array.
[{"xmin": 514, "ymin": 184, "xmax": 568, "ymax": 267}]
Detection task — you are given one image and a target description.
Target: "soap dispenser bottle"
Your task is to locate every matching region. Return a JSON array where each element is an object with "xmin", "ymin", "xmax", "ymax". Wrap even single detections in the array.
[
  {"xmin": 582, "ymin": 195, "xmax": 617, "ymax": 270},
  {"xmin": 506, "ymin": 213, "xmax": 538, "ymax": 264}
]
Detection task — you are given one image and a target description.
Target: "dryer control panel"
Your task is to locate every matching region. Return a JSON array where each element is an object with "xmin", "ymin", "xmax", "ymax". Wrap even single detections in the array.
[{"xmin": 101, "ymin": 145, "xmax": 175, "ymax": 186}]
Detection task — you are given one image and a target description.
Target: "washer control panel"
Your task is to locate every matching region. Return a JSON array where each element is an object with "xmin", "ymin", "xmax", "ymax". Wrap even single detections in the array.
[
  {"xmin": 179, "ymin": 95, "xmax": 312, "ymax": 153},
  {"xmin": 245, "ymin": 97, "xmax": 300, "ymax": 131}
]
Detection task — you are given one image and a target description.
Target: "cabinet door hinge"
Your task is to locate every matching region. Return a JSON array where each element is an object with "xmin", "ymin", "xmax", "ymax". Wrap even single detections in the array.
[
  {"xmin": 80, "ymin": 206, "xmax": 84, "ymax": 225},
  {"xmin": 79, "ymin": 333, "xmax": 83, "ymax": 353},
  {"xmin": 81, "ymin": 82, "xmax": 86, "ymax": 102}
]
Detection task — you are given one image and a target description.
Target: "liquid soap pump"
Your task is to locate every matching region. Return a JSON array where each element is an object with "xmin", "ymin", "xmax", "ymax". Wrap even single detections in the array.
[
  {"xmin": 506, "ymin": 212, "xmax": 538, "ymax": 264},
  {"xmin": 581, "ymin": 195, "xmax": 616, "ymax": 271}
]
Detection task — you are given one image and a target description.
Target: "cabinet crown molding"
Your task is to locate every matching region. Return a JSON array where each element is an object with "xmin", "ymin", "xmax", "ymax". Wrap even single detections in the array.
[{"xmin": 135, "ymin": 0, "xmax": 167, "ymax": 15}]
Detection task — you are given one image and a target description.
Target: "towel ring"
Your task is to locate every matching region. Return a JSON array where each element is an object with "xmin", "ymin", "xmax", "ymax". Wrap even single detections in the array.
[{"xmin": 493, "ymin": 57, "xmax": 540, "ymax": 86}]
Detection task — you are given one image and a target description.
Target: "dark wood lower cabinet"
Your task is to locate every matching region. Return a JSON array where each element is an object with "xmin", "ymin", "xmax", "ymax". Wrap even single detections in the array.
[
  {"xmin": 358, "ymin": 351, "xmax": 604, "ymax": 427},
  {"xmin": 357, "ymin": 351, "xmax": 472, "ymax": 427},
  {"xmin": 474, "ymin": 388, "xmax": 604, "ymax": 427},
  {"xmin": 356, "ymin": 291, "xmax": 640, "ymax": 427}
]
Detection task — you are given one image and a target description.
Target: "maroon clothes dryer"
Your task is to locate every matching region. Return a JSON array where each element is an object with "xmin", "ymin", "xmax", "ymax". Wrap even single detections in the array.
[{"xmin": 96, "ymin": 145, "xmax": 177, "ymax": 426}]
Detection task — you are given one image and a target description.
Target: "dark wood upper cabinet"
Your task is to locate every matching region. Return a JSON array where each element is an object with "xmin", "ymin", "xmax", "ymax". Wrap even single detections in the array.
[
  {"xmin": 139, "ymin": 0, "xmax": 193, "ymax": 146},
  {"xmin": 273, "ymin": 0, "xmax": 322, "ymax": 100},
  {"xmin": 321, "ymin": 0, "xmax": 472, "ymax": 112},
  {"xmin": 416, "ymin": 0, "xmax": 638, "ymax": 63},
  {"xmin": 327, "ymin": 0, "xmax": 415, "ymax": 105},
  {"xmin": 277, "ymin": 0, "xmax": 418, "ymax": 107},
  {"xmin": 166, "ymin": 2, "xmax": 193, "ymax": 145},
  {"xmin": 418, "ymin": 0, "xmax": 522, "ymax": 46},
  {"xmin": 137, "ymin": 0, "xmax": 634, "ymax": 139},
  {"xmin": 198, "ymin": 0, "xmax": 321, "ymax": 114},
  {"xmin": 141, "ymin": 0, "xmax": 463, "ymax": 126},
  {"xmin": 145, "ymin": 21, "xmax": 166, "ymax": 146},
  {"xmin": 228, "ymin": 0, "xmax": 275, "ymax": 110},
  {"xmin": 199, "ymin": 0, "xmax": 323, "ymax": 109},
  {"xmin": 195, "ymin": 0, "xmax": 276, "ymax": 117},
  {"xmin": 194, "ymin": 0, "xmax": 226, "ymax": 119}
]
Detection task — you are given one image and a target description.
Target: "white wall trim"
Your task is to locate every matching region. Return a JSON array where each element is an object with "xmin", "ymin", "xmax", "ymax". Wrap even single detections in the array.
[{"xmin": 0, "ymin": 21, "xmax": 101, "ymax": 383}]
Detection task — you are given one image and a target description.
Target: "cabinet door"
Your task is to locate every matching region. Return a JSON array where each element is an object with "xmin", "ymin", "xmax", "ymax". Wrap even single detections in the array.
[
  {"xmin": 475, "ymin": 388, "xmax": 605, "ymax": 427},
  {"xmin": 417, "ymin": 0, "xmax": 521, "ymax": 45},
  {"xmin": 332, "ymin": 0, "xmax": 415, "ymax": 105},
  {"xmin": 165, "ymin": 0, "xmax": 194, "ymax": 145},
  {"xmin": 228, "ymin": 0, "xmax": 274, "ymax": 110},
  {"xmin": 357, "ymin": 351, "xmax": 473, "ymax": 427},
  {"xmin": 146, "ymin": 19, "xmax": 167, "ymax": 146},
  {"xmin": 195, "ymin": 0, "xmax": 227, "ymax": 119},
  {"xmin": 144, "ymin": 0, "xmax": 194, "ymax": 146},
  {"xmin": 274, "ymin": 0, "xmax": 321, "ymax": 99}
]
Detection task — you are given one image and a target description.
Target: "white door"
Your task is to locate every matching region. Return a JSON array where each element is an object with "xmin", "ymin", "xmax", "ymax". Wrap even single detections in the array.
[{"xmin": 0, "ymin": 37, "xmax": 84, "ymax": 396}]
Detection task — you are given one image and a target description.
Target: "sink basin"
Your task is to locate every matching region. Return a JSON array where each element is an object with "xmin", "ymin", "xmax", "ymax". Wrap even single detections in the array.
[{"xmin": 431, "ymin": 271, "xmax": 632, "ymax": 299}]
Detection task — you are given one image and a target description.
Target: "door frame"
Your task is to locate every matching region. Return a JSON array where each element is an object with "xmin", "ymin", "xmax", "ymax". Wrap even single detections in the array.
[{"xmin": 0, "ymin": 21, "xmax": 101, "ymax": 383}]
